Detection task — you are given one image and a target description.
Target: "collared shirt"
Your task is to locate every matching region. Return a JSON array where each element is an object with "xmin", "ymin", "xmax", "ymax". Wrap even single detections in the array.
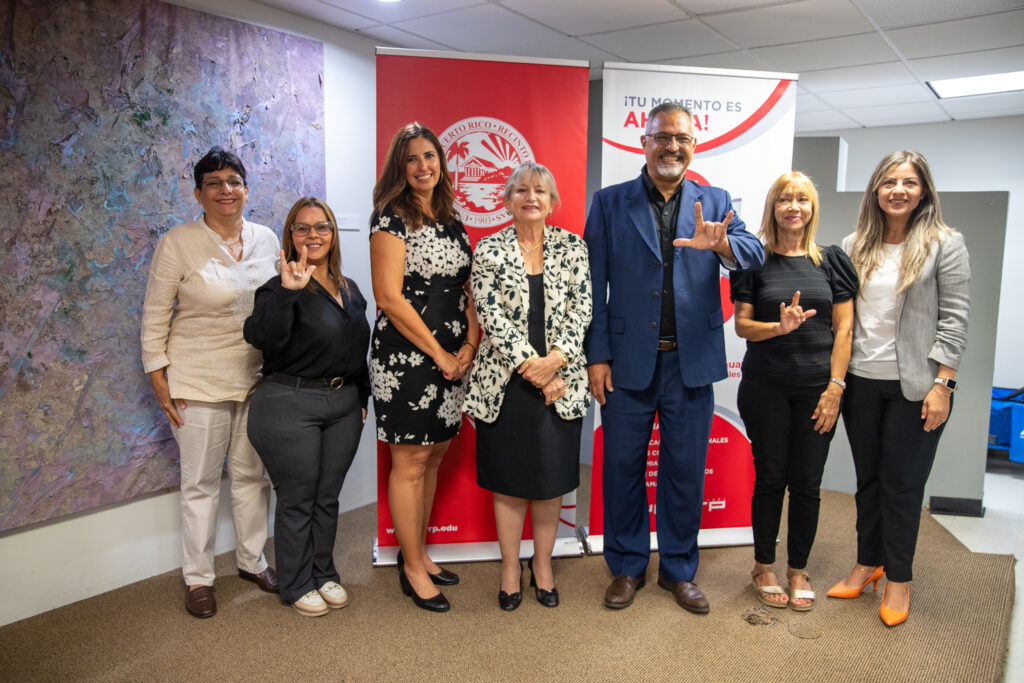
[{"xmin": 640, "ymin": 166, "xmax": 681, "ymax": 340}]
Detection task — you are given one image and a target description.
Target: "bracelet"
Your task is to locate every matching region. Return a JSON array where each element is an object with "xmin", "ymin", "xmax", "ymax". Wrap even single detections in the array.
[
  {"xmin": 829, "ymin": 377, "xmax": 846, "ymax": 390},
  {"xmin": 462, "ymin": 340, "xmax": 477, "ymax": 352},
  {"xmin": 551, "ymin": 346, "xmax": 569, "ymax": 368},
  {"xmin": 519, "ymin": 352, "xmax": 540, "ymax": 371}
]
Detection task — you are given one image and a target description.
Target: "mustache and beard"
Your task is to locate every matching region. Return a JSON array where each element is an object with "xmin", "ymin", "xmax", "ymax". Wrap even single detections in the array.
[{"xmin": 654, "ymin": 149, "xmax": 687, "ymax": 179}]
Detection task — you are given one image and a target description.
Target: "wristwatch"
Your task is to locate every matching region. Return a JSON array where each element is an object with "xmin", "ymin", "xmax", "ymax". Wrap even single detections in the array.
[{"xmin": 934, "ymin": 377, "xmax": 958, "ymax": 392}]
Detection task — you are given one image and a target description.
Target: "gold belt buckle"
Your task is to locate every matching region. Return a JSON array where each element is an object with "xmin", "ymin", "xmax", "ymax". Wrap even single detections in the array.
[{"xmin": 329, "ymin": 377, "xmax": 345, "ymax": 390}]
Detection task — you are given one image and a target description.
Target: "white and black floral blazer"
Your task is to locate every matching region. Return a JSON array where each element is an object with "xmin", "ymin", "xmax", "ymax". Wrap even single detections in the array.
[{"xmin": 464, "ymin": 225, "xmax": 592, "ymax": 422}]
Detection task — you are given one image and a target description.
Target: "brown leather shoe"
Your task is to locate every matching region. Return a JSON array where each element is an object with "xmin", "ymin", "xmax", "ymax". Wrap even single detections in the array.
[
  {"xmin": 238, "ymin": 566, "xmax": 279, "ymax": 594},
  {"xmin": 658, "ymin": 575, "xmax": 709, "ymax": 614},
  {"xmin": 185, "ymin": 585, "xmax": 216, "ymax": 618},
  {"xmin": 604, "ymin": 575, "xmax": 646, "ymax": 609}
]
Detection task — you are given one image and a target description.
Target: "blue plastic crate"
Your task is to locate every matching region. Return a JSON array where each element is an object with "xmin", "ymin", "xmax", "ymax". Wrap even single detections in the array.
[{"xmin": 990, "ymin": 387, "xmax": 1024, "ymax": 462}]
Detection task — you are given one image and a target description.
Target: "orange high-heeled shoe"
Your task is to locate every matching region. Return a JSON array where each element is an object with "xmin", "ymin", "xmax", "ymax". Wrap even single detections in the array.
[
  {"xmin": 879, "ymin": 582, "xmax": 909, "ymax": 626},
  {"xmin": 826, "ymin": 566, "xmax": 885, "ymax": 599}
]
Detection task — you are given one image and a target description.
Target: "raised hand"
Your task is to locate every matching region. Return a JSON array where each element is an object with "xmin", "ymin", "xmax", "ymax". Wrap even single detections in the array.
[
  {"xmin": 673, "ymin": 202, "xmax": 733, "ymax": 251},
  {"xmin": 280, "ymin": 247, "xmax": 316, "ymax": 290},
  {"xmin": 778, "ymin": 291, "xmax": 817, "ymax": 334}
]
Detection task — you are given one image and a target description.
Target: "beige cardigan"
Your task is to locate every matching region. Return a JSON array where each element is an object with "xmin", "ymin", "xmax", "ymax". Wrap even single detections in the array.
[{"xmin": 141, "ymin": 217, "xmax": 279, "ymax": 402}]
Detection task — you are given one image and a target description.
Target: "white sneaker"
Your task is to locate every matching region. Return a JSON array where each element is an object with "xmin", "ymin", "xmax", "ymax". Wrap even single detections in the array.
[
  {"xmin": 292, "ymin": 590, "xmax": 329, "ymax": 617},
  {"xmin": 318, "ymin": 581, "xmax": 349, "ymax": 609}
]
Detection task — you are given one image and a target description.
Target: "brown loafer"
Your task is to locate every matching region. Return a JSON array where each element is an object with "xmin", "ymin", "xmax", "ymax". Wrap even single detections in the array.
[
  {"xmin": 604, "ymin": 575, "xmax": 646, "ymax": 609},
  {"xmin": 238, "ymin": 567, "xmax": 279, "ymax": 594},
  {"xmin": 658, "ymin": 575, "xmax": 709, "ymax": 614},
  {"xmin": 185, "ymin": 585, "xmax": 216, "ymax": 618}
]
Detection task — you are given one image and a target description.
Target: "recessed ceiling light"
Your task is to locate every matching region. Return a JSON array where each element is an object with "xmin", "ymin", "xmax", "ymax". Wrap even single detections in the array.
[{"xmin": 927, "ymin": 71, "xmax": 1024, "ymax": 99}]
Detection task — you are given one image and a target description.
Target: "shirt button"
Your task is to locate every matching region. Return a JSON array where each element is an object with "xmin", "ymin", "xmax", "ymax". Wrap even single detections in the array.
[
  {"xmin": 650, "ymin": 322, "xmax": 657, "ymax": 328},
  {"xmin": 653, "ymin": 291, "xmax": 659, "ymax": 298}
]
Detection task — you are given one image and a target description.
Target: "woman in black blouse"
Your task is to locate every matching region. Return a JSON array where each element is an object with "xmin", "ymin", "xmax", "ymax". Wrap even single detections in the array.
[
  {"xmin": 730, "ymin": 172, "xmax": 857, "ymax": 612},
  {"xmin": 244, "ymin": 197, "xmax": 370, "ymax": 617}
]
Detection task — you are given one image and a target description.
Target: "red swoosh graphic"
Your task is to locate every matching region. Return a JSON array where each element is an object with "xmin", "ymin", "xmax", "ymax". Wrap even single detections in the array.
[{"xmin": 602, "ymin": 79, "xmax": 793, "ymax": 155}]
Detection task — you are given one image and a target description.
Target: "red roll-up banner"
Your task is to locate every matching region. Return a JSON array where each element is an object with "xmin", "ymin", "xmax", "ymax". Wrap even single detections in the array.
[{"xmin": 374, "ymin": 49, "xmax": 589, "ymax": 565}]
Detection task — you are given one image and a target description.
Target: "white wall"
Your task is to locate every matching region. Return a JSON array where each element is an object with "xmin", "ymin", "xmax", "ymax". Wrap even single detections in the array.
[
  {"xmin": 805, "ymin": 116, "xmax": 1024, "ymax": 389},
  {"xmin": 0, "ymin": 0, "xmax": 380, "ymax": 627}
]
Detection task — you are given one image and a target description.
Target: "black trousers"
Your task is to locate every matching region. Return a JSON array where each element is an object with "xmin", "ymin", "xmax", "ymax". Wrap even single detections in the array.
[
  {"xmin": 247, "ymin": 380, "xmax": 363, "ymax": 604},
  {"xmin": 738, "ymin": 375, "xmax": 836, "ymax": 568},
  {"xmin": 842, "ymin": 373, "xmax": 949, "ymax": 582}
]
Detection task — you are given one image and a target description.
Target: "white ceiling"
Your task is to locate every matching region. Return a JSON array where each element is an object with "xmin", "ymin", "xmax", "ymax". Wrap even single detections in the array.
[{"xmin": 255, "ymin": 0, "xmax": 1024, "ymax": 132}]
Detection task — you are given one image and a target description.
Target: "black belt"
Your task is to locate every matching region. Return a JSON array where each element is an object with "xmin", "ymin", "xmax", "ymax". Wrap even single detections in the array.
[
  {"xmin": 264, "ymin": 372, "xmax": 350, "ymax": 390},
  {"xmin": 657, "ymin": 339, "xmax": 678, "ymax": 351}
]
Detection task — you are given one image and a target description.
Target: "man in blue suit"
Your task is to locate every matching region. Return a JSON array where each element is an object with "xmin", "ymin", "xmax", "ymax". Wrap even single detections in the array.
[{"xmin": 585, "ymin": 102, "xmax": 764, "ymax": 612}]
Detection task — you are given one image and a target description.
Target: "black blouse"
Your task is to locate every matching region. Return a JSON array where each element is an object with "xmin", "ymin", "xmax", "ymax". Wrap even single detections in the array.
[
  {"xmin": 729, "ymin": 245, "xmax": 858, "ymax": 385},
  {"xmin": 244, "ymin": 276, "xmax": 371, "ymax": 406}
]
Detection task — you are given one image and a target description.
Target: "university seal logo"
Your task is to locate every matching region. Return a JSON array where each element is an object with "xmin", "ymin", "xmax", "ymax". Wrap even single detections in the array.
[{"xmin": 440, "ymin": 117, "xmax": 534, "ymax": 230}]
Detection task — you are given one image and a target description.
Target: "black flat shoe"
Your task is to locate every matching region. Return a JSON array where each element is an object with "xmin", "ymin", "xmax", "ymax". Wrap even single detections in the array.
[
  {"xmin": 398, "ymin": 549, "xmax": 459, "ymax": 586},
  {"xmin": 399, "ymin": 565, "xmax": 450, "ymax": 613},
  {"xmin": 528, "ymin": 557, "xmax": 560, "ymax": 608},
  {"xmin": 498, "ymin": 561, "xmax": 524, "ymax": 611}
]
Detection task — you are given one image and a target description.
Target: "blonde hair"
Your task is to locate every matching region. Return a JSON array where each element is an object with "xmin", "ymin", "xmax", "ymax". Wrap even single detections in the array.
[
  {"xmin": 759, "ymin": 171, "xmax": 822, "ymax": 266},
  {"xmin": 281, "ymin": 197, "xmax": 349, "ymax": 297},
  {"xmin": 500, "ymin": 162, "xmax": 561, "ymax": 213},
  {"xmin": 848, "ymin": 150, "xmax": 954, "ymax": 292}
]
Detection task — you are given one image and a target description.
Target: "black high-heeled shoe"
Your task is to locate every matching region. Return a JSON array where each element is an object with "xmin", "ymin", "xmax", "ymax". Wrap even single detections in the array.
[
  {"xmin": 527, "ymin": 557, "xmax": 559, "ymax": 608},
  {"xmin": 498, "ymin": 561, "xmax": 524, "ymax": 611},
  {"xmin": 399, "ymin": 564, "xmax": 450, "ymax": 612},
  {"xmin": 397, "ymin": 549, "xmax": 459, "ymax": 586}
]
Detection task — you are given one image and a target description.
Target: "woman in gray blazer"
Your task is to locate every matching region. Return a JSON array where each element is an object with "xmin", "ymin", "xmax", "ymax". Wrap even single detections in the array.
[
  {"xmin": 827, "ymin": 150, "xmax": 970, "ymax": 627},
  {"xmin": 464, "ymin": 162, "xmax": 592, "ymax": 611}
]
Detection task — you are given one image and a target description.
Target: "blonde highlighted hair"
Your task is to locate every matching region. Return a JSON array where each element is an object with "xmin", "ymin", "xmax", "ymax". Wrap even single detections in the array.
[
  {"xmin": 848, "ymin": 150, "xmax": 954, "ymax": 292},
  {"xmin": 759, "ymin": 171, "xmax": 823, "ymax": 266},
  {"xmin": 281, "ymin": 197, "xmax": 349, "ymax": 297}
]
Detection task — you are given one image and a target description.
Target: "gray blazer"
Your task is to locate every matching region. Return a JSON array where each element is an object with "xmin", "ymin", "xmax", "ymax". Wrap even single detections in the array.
[{"xmin": 843, "ymin": 231, "xmax": 970, "ymax": 401}]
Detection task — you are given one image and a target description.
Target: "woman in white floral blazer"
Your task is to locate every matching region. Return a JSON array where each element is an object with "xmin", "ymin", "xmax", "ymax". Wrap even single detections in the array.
[{"xmin": 464, "ymin": 162, "xmax": 592, "ymax": 611}]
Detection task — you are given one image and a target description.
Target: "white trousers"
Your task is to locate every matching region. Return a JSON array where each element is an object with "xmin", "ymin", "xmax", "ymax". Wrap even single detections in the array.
[{"xmin": 172, "ymin": 398, "xmax": 270, "ymax": 586}]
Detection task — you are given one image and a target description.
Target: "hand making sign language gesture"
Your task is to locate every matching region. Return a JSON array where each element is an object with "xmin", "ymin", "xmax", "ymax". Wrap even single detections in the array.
[
  {"xmin": 280, "ymin": 246, "xmax": 316, "ymax": 290},
  {"xmin": 673, "ymin": 201, "xmax": 737, "ymax": 260},
  {"xmin": 778, "ymin": 290, "xmax": 817, "ymax": 334}
]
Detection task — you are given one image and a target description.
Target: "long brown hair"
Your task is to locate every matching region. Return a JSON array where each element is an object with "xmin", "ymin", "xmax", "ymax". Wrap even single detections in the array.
[
  {"xmin": 848, "ymin": 150, "xmax": 954, "ymax": 292},
  {"xmin": 281, "ymin": 197, "xmax": 349, "ymax": 297},
  {"xmin": 759, "ymin": 171, "xmax": 823, "ymax": 266},
  {"xmin": 371, "ymin": 122, "xmax": 456, "ymax": 231}
]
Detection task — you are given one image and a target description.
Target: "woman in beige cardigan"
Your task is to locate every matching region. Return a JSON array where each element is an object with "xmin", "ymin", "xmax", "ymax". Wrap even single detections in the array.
[
  {"xmin": 141, "ymin": 147, "xmax": 279, "ymax": 618},
  {"xmin": 464, "ymin": 162, "xmax": 592, "ymax": 610}
]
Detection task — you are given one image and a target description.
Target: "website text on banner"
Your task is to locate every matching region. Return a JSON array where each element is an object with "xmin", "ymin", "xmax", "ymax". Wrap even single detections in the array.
[
  {"xmin": 374, "ymin": 49, "xmax": 589, "ymax": 564},
  {"xmin": 588, "ymin": 64, "xmax": 796, "ymax": 551}
]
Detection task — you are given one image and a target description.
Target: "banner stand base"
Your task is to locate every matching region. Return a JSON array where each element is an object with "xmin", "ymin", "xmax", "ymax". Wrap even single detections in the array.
[
  {"xmin": 373, "ymin": 536, "xmax": 584, "ymax": 567},
  {"xmin": 581, "ymin": 526, "xmax": 754, "ymax": 555}
]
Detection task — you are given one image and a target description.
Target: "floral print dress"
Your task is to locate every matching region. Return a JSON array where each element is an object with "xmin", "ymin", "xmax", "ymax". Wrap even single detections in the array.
[{"xmin": 369, "ymin": 206, "xmax": 473, "ymax": 444}]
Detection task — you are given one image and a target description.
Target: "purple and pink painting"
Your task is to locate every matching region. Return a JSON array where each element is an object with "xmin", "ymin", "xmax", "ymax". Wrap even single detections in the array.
[{"xmin": 0, "ymin": 0, "xmax": 326, "ymax": 531}]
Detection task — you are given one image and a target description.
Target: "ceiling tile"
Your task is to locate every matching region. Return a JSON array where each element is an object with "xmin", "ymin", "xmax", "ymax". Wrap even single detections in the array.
[
  {"xmin": 582, "ymin": 19, "xmax": 734, "ymax": 62},
  {"xmin": 840, "ymin": 100, "xmax": 947, "ymax": 123},
  {"xmin": 796, "ymin": 91, "xmax": 834, "ymax": 113},
  {"xmin": 818, "ymin": 83, "xmax": 934, "ymax": 108},
  {"xmin": 702, "ymin": 0, "xmax": 874, "ymax": 48},
  {"xmin": 355, "ymin": 24, "xmax": 455, "ymax": 50},
  {"xmin": 885, "ymin": 10, "xmax": 1024, "ymax": 59},
  {"xmin": 854, "ymin": 0, "xmax": 1024, "ymax": 29},
  {"xmin": 679, "ymin": 0, "xmax": 799, "ymax": 14},
  {"xmin": 794, "ymin": 108, "xmax": 861, "ymax": 131},
  {"xmin": 503, "ymin": 35, "xmax": 617, "ymax": 64},
  {"xmin": 939, "ymin": 90, "xmax": 1024, "ymax": 115},
  {"xmin": 750, "ymin": 33, "xmax": 897, "ymax": 72},
  {"xmin": 497, "ymin": 0, "xmax": 686, "ymax": 36},
  {"xmin": 798, "ymin": 62, "xmax": 918, "ymax": 92},
  {"xmin": 317, "ymin": 0, "xmax": 486, "ymax": 24},
  {"xmin": 909, "ymin": 45, "xmax": 1024, "ymax": 81},
  {"xmin": 657, "ymin": 50, "xmax": 772, "ymax": 71},
  {"xmin": 252, "ymin": 0, "xmax": 379, "ymax": 30},
  {"xmin": 391, "ymin": 3, "xmax": 563, "ymax": 53}
]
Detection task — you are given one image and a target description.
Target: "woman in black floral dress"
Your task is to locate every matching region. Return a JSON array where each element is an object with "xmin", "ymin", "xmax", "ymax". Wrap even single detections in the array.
[{"xmin": 369, "ymin": 123, "xmax": 478, "ymax": 612}]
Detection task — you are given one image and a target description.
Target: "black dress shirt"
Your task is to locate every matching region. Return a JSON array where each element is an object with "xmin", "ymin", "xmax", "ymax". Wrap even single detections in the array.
[
  {"xmin": 640, "ymin": 167, "xmax": 681, "ymax": 340},
  {"xmin": 244, "ymin": 276, "xmax": 371, "ymax": 407}
]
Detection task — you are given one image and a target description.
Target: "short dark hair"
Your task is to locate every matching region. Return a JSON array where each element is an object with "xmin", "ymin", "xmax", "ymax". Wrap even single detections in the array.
[
  {"xmin": 645, "ymin": 102, "xmax": 693, "ymax": 134},
  {"xmin": 193, "ymin": 146, "xmax": 247, "ymax": 189}
]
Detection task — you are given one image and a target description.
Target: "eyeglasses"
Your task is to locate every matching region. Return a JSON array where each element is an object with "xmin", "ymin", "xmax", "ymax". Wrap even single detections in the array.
[
  {"xmin": 648, "ymin": 133, "xmax": 695, "ymax": 147},
  {"xmin": 201, "ymin": 177, "xmax": 245, "ymax": 191},
  {"xmin": 290, "ymin": 222, "xmax": 333, "ymax": 237}
]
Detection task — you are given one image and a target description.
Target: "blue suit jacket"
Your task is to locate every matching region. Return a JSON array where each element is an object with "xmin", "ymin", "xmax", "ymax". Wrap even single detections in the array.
[{"xmin": 584, "ymin": 175, "xmax": 765, "ymax": 390}]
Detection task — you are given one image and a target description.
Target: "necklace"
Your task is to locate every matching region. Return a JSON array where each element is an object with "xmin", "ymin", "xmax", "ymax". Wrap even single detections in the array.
[
  {"xmin": 517, "ymin": 240, "xmax": 541, "ymax": 255},
  {"xmin": 221, "ymin": 233, "xmax": 242, "ymax": 246}
]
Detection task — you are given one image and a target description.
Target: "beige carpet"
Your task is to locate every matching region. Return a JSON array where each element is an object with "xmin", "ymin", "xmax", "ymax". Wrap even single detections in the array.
[{"xmin": 0, "ymin": 467, "xmax": 1014, "ymax": 682}]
